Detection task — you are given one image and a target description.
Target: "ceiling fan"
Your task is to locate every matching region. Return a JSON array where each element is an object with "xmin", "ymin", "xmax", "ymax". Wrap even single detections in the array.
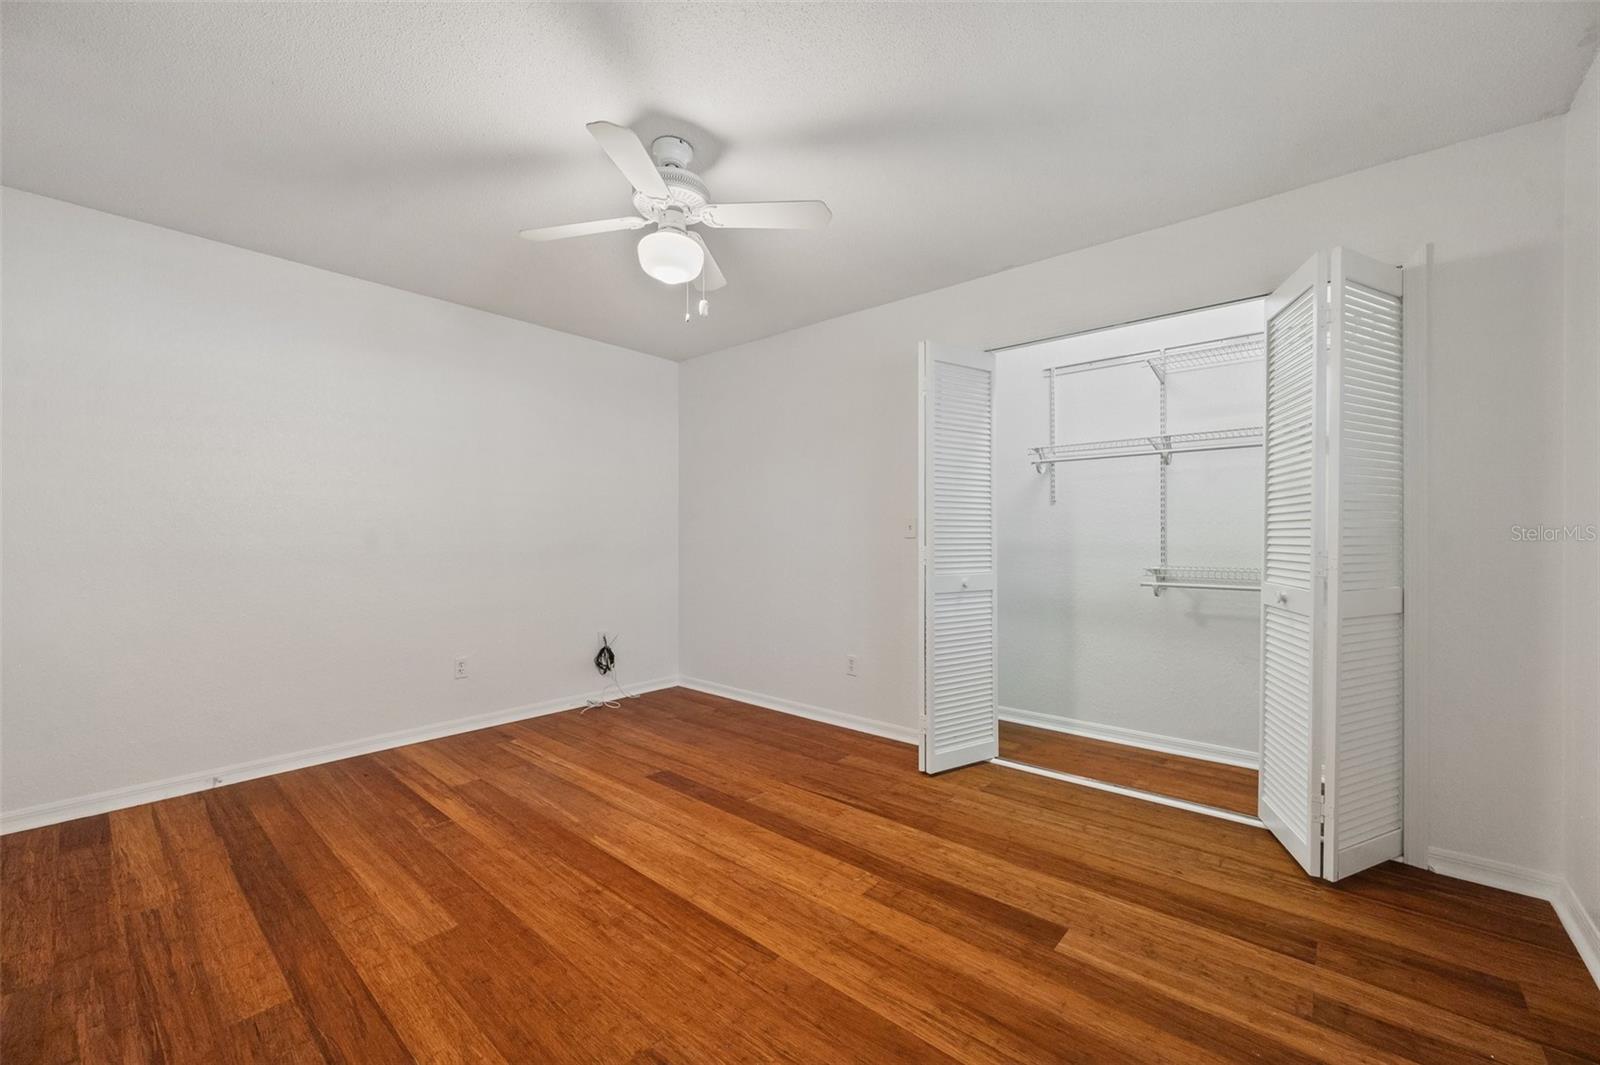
[{"xmin": 518, "ymin": 121, "xmax": 831, "ymax": 298}]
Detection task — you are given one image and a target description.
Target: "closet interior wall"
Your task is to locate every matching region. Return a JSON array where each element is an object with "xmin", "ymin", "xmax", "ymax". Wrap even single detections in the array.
[{"xmin": 995, "ymin": 300, "xmax": 1265, "ymax": 762}]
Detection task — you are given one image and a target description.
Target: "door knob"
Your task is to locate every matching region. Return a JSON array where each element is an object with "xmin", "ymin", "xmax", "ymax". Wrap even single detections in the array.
[{"xmin": 1277, "ymin": 592, "xmax": 1289, "ymax": 605}]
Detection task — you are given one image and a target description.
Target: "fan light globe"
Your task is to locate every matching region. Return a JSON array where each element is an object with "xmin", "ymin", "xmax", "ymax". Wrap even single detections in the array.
[{"xmin": 636, "ymin": 229, "xmax": 704, "ymax": 285}]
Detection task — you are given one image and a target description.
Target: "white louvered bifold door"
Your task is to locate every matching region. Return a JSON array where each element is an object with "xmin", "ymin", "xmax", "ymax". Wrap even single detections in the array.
[
  {"xmin": 920, "ymin": 342, "xmax": 999, "ymax": 774},
  {"xmin": 1259, "ymin": 254, "xmax": 1328, "ymax": 877},
  {"xmin": 1322, "ymin": 249, "xmax": 1405, "ymax": 881}
]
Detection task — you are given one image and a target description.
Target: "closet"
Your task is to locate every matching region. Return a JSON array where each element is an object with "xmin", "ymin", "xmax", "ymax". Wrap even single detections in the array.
[
  {"xmin": 919, "ymin": 247, "xmax": 1411, "ymax": 882},
  {"xmin": 998, "ymin": 299, "xmax": 1266, "ymax": 818}
]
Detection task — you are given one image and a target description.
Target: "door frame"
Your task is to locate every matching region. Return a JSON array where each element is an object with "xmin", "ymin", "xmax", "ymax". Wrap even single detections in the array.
[{"xmin": 1400, "ymin": 245, "xmax": 1432, "ymax": 868}]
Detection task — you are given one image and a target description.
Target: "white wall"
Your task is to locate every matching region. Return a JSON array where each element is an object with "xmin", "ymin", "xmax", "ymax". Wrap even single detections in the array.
[
  {"xmin": 1562, "ymin": 53, "xmax": 1600, "ymax": 961},
  {"xmin": 680, "ymin": 117, "xmax": 1569, "ymax": 878},
  {"xmin": 995, "ymin": 302, "xmax": 1263, "ymax": 759},
  {"xmin": 1, "ymin": 189, "xmax": 680, "ymax": 822}
]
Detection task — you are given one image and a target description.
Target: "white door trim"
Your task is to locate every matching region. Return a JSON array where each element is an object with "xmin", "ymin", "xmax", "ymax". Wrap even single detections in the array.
[{"xmin": 1401, "ymin": 244, "xmax": 1433, "ymax": 867}]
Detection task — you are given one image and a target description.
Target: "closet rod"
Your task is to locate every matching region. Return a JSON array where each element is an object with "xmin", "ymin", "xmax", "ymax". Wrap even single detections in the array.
[{"xmin": 1139, "ymin": 580, "xmax": 1263, "ymax": 593}]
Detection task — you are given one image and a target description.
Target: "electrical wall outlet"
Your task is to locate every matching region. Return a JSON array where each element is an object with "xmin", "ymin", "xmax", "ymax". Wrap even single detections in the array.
[
  {"xmin": 453, "ymin": 655, "xmax": 469, "ymax": 680},
  {"xmin": 846, "ymin": 654, "xmax": 858, "ymax": 677}
]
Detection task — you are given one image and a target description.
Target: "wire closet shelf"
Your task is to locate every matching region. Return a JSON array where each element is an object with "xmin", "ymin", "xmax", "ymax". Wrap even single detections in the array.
[
  {"xmin": 1028, "ymin": 426, "xmax": 1261, "ymax": 469},
  {"xmin": 1140, "ymin": 565, "xmax": 1262, "ymax": 594},
  {"xmin": 1030, "ymin": 329, "xmax": 1266, "ymax": 595},
  {"xmin": 1029, "ymin": 331, "xmax": 1266, "ymax": 470}
]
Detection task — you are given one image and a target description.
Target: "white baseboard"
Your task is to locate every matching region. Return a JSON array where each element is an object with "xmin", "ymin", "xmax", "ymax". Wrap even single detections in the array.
[
  {"xmin": 999, "ymin": 705, "xmax": 1259, "ymax": 769},
  {"xmin": 0, "ymin": 676, "xmax": 682, "ymax": 835},
  {"xmin": 677, "ymin": 677, "xmax": 919, "ymax": 745},
  {"xmin": 1425, "ymin": 847, "xmax": 1564, "ymax": 897},
  {"xmin": 1427, "ymin": 847, "xmax": 1600, "ymax": 990},
  {"xmin": 1555, "ymin": 880, "xmax": 1600, "ymax": 991}
]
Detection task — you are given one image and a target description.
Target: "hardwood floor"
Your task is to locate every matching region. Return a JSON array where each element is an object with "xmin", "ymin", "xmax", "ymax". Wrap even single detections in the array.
[
  {"xmin": 4, "ymin": 687, "xmax": 1597, "ymax": 1063},
  {"xmin": 998, "ymin": 721, "xmax": 1260, "ymax": 817}
]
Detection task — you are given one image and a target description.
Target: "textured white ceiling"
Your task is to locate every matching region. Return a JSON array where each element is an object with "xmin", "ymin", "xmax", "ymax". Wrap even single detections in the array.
[{"xmin": 4, "ymin": 3, "xmax": 1597, "ymax": 360}]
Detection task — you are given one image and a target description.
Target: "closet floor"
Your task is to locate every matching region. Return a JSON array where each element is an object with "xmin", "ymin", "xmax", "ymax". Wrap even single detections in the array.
[
  {"xmin": 6, "ymin": 688, "xmax": 1597, "ymax": 1064},
  {"xmin": 999, "ymin": 721, "xmax": 1259, "ymax": 817}
]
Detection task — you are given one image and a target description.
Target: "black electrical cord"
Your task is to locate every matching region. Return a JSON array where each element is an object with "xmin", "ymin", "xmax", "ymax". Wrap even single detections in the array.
[
  {"xmin": 584, "ymin": 635, "xmax": 633, "ymax": 713},
  {"xmin": 594, "ymin": 636, "xmax": 616, "ymax": 676}
]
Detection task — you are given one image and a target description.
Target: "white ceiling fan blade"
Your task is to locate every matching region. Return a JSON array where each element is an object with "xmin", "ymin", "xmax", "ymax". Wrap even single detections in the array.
[
  {"xmin": 586, "ymin": 121, "xmax": 670, "ymax": 199},
  {"xmin": 698, "ymin": 200, "xmax": 831, "ymax": 230},
  {"xmin": 688, "ymin": 232, "xmax": 727, "ymax": 291},
  {"xmin": 517, "ymin": 216, "xmax": 649, "ymax": 242}
]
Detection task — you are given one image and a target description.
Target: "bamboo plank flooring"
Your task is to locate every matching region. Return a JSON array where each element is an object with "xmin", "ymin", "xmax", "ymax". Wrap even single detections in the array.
[
  {"xmin": 998, "ymin": 721, "xmax": 1260, "ymax": 817},
  {"xmin": 3, "ymin": 687, "xmax": 1596, "ymax": 1063}
]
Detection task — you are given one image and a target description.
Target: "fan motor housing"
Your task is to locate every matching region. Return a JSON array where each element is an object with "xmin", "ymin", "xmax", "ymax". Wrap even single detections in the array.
[
  {"xmin": 649, "ymin": 135, "xmax": 694, "ymax": 168},
  {"xmin": 634, "ymin": 165, "xmax": 709, "ymax": 217},
  {"xmin": 630, "ymin": 134, "xmax": 707, "ymax": 218}
]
